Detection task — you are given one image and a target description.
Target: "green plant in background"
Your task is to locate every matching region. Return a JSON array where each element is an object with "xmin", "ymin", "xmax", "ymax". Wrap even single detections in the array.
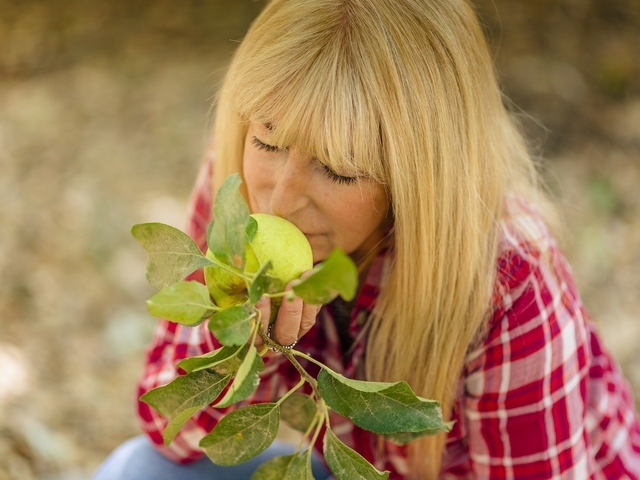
[{"xmin": 131, "ymin": 173, "xmax": 452, "ymax": 479}]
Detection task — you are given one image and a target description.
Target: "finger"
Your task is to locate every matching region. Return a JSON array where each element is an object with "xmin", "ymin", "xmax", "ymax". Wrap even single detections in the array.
[
  {"xmin": 253, "ymin": 296, "xmax": 271, "ymax": 349},
  {"xmin": 295, "ymin": 270, "xmax": 320, "ymax": 338},
  {"xmin": 299, "ymin": 269, "xmax": 315, "ymax": 280},
  {"xmin": 273, "ymin": 294, "xmax": 303, "ymax": 346},
  {"xmin": 298, "ymin": 302, "xmax": 321, "ymax": 338}
]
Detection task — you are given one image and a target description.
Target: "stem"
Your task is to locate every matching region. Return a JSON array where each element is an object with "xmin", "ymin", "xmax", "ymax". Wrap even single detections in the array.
[
  {"xmin": 253, "ymin": 310, "xmax": 271, "ymax": 356},
  {"xmin": 322, "ymin": 401, "xmax": 331, "ymax": 427},
  {"xmin": 264, "ymin": 290, "xmax": 294, "ymax": 300},
  {"xmin": 283, "ymin": 350, "xmax": 321, "ymax": 399},
  {"xmin": 249, "ymin": 314, "xmax": 260, "ymax": 345},
  {"xmin": 199, "ymin": 304, "xmax": 222, "ymax": 312},
  {"xmin": 245, "ymin": 311, "xmax": 258, "ymax": 326},
  {"xmin": 308, "ymin": 410, "xmax": 325, "ymax": 452},
  {"xmin": 293, "ymin": 414, "xmax": 320, "ymax": 455},
  {"xmin": 206, "ymin": 255, "xmax": 250, "ymax": 283},
  {"xmin": 291, "ymin": 350, "xmax": 338, "ymax": 376},
  {"xmin": 276, "ymin": 376, "xmax": 306, "ymax": 406}
]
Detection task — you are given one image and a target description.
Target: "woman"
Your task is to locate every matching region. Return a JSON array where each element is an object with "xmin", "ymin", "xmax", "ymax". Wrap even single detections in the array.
[{"xmin": 94, "ymin": 0, "xmax": 640, "ymax": 478}]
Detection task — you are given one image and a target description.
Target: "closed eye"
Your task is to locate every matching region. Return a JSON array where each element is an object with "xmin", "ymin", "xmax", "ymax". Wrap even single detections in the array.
[
  {"xmin": 321, "ymin": 164, "xmax": 357, "ymax": 185},
  {"xmin": 252, "ymin": 135, "xmax": 357, "ymax": 185},
  {"xmin": 251, "ymin": 136, "xmax": 283, "ymax": 153}
]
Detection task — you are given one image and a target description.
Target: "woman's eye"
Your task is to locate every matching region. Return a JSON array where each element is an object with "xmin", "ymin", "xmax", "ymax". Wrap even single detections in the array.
[
  {"xmin": 251, "ymin": 136, "xmax": 281, "ymax": 153},
  {"xmin": 252, "ymin": 135, "xmax": 356, "ymax": 185},
  {"xmin": 322, "ymin": 164, "xmax": 357, "ymax": 185}
]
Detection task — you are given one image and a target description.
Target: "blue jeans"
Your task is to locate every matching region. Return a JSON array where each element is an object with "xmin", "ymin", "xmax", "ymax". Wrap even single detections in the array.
[{"xmin": 92, "ymin": 435, "xmax": 332, "ymax": 480}]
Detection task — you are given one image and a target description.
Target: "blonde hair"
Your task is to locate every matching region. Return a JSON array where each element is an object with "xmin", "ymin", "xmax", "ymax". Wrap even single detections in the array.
[{"xmin": 212, "ymin": 0, "xmax": 555, "ymax": 477}]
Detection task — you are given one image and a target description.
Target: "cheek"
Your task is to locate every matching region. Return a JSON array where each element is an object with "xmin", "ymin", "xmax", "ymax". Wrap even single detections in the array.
[
  {"xmin": 242, "ymin": 149, "xmax": 256, "ymax": 182},
  {"xmin": 243, "ymin": 152, "xmax": 268, "ymax": 190},
  {"xmin": 242, "ymin": 161, "xmax": 256, "ymax": 190},
  {"xmin": 335, "ymin": 193, "xmax": 387, "ymax": 240},
  {"xmin": 356, "ymin": 187, "xmax": 387, "ymax": 222}
]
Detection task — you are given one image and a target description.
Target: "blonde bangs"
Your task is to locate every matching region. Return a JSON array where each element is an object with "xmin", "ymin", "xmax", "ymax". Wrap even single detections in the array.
[{"xmin": 225, "ymin": 1, "xmax": 386, "ymax": 184}]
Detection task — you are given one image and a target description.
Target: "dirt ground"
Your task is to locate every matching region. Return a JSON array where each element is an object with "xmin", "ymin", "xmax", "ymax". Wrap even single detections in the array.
[{"xmin": 0, "ymin": 0, "xmax": 639, "ymax": 478}]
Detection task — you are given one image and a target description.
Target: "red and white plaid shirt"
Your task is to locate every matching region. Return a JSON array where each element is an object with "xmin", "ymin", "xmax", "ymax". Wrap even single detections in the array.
[{"xmin": 136, "ymin": 157, "xmax": 640, "ymax": 479}]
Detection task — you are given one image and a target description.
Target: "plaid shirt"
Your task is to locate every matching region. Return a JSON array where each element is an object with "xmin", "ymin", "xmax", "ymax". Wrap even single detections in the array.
[{"xmin": 136, "ymin": 157, "xmax": 640, "ymax": 479}]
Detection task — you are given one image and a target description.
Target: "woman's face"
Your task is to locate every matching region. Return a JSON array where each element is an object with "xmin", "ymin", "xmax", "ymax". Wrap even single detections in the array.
[{"xmin": 242, "ymin": 122, "xmax": 389, "ymax": 264}]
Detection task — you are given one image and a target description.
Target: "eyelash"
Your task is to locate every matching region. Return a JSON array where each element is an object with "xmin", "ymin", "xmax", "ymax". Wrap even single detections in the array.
[
  {"xmin": 321, "ymin": 165, "xmax": 357, "ymax": 185},
  {"xmin": 251, "ymin": 135, "xmax": 358, "ymax": 185},
  {"xmin": 251, "ymin": 136, "xmax": 281, "ymax": 153}
]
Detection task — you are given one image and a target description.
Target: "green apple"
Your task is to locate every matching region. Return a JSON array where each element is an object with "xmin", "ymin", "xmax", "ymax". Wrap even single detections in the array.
[{"xmin": 204, "ymin": 213, "xmax": 313, "ymax": 318}]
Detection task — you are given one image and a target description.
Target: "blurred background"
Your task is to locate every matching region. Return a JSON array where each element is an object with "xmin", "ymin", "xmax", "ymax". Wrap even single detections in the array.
[{"xmin": 0, "ymin": 0, "xmax": 638, "ymax": 478}]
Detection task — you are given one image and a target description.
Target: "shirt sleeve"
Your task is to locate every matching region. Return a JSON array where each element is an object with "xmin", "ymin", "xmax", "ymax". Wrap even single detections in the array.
[{"xmin": 462, "ymin": 241, "xmax": 596, "ymax": 479}]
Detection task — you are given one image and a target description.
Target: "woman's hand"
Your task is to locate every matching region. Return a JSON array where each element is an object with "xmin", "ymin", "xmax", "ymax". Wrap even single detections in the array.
[{"xmin": 254, "ymin": 279, "xmax": 321, "ymax": 354}]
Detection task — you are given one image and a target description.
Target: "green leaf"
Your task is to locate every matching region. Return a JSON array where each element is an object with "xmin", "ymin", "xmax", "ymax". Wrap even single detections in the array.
[
  {"xmin": 324, "ymin": 428, "xmax": 389, "ymax": 479},
  {"xmin": 131, "ymin": 223, "xmax": 212, "ymax": 290},
  {"xmin": 251, "ymin": 451, "xmax": 314, "ymax": 480},
  {"xmin": 246, "ymin": 216, "xmax": 258, "ymax": 242},
  {"xmin": 317, "ymin": 369, "xmax": 450, "ymax": 436},
  {"xmin": 146, "ymin": 281, "xmax": 216, "ymax": 326},
  {"xmin": 213, "ymin": 344, "xmax": 264, "ymax": 408},
  {"xmin": 206, "ymin": 219, "xmax": 215, "ymax": 250},
  {"xmin": 208, "ymin": 305, "xmax": 254, "ymax": 346},
  {"xmin": 177, "ymin": 345, "xmax": 244, "ymax": 374},
  {"xmin": 384, "ymin": 422, "xmax": 455, "ymax": 445},
  {"xmin": 292, "ymin": 248, "xmax": 357, "ymax": 304},
  {"xmin": 279, "ymin": 393, "xmax": 317, "ymax": 433},
  {"xmin": 208, "ymin": 174, "xmax": 251, "ymax": 269},
  {"xmin": 140, "ymin": 369, "xmax": 231, "ymax": 445},
  {"xmin": 199, "ymin": 403, "xmax": 280, "ymax": 466},
  {"xmin": 248, "ymin": 261, "xmax": 285, "ymax": 304}
]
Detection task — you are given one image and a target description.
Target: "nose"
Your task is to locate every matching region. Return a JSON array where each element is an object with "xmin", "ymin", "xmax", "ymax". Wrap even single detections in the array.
[{"xmin": 269, "ymin": 148, "xmax": 310, "ymax": 218}]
